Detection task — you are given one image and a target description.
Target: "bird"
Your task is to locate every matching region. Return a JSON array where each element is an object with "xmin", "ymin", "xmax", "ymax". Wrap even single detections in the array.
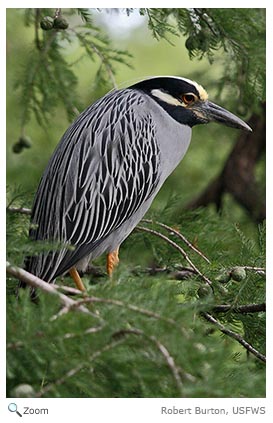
[{"xmin": 23, "ymin": 76, "xmax": 252, "ymax": 292}]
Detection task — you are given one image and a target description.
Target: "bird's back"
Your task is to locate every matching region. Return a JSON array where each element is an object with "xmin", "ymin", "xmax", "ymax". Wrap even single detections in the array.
[{"xmin": 25, "ymin": 88, "xmax": 168, "ymax": 281}]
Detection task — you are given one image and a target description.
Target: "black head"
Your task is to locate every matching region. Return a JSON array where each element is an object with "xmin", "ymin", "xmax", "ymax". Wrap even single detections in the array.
[{"xmin": 131, "ymin": 76, "xmax": 252, "ymax": 131}]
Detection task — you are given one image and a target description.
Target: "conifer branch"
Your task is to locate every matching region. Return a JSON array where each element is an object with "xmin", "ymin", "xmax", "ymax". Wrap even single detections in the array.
[
  {"xmin": 7, "ymin": 341, "xmax": 24, "ymax": 350},
  {"xmin": 131, "ymin": 264, "xmax": 196, "ymax": 280},
  {"xmin": 7, "ymin": 206, "xmax": 31, "ymax": 215},
  {"xmin": 136, "ymin": 225, "xmax": 213, "ymax": 286},
  {"xmin": 142, "ymin": 219, "xmax": 211, "ymax": 263},
  {"xmin": 70, "ymin": 28, "xmax": 120, "ymax": 90},
  {"xmin": 6, "ymin": 262, "xmax": 99, "ymax": 320},
  {"xmin": 55, "ymin": 284, "xmax": 84, "ymax": 295},
  {"xmin": 20, "ymin": 24, "xmax": 60, "ymax": 129},
  {"xmin": 63, "ymin": 324, "xmax": 105, "ymax": 340},
  {"xmin": 54, "ymin": 8, "xmax": 61, "ymax": 19},
  {"xmin": 6, "ymin": 206, "xmax": 265, "ymax": 281},
  {"xmin": 36, "ymin": 337, "xmax": 125, "ymax": 397},
  {"xmin": 243, "ymin": 266, "xmax": 266, "ymax": 275},
  {"xmin": 112, "ymin": 328, "xmax": 185, "ymax": 394},
  {"xmin": 212, "ymin": 303, "xmax": 266, "ymax": 314},
  {"xmin": 56, "ymin": 295, "xmax": 188, "ymax": 336},
  {"xmin": 90, "ymin": 44, "xmax": 118, "ymax": 90},
  {"xmin": 34, "ymin": 9, "xmax": 42, "ymax": 50},
  {"xmin": 201, "ymin": 312, "xmax": 266, "ymax": 363}
]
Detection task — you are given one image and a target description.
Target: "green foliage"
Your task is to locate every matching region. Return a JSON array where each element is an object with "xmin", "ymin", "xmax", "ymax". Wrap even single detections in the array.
[
  {"xmin": 76, "ymin": 8, "xmax": 94, "ymax": 24},
  {"xmin": 74, "ymin": 24, "xmax": 132, "ymax": 95},
  {"xmin": 7, "ymin": 206, "xmax": 265, "ymax": 398},
  {"xmin": 16, "ymin": 41, "xmax": 79, "ymax": 127},
  {"xmin": 141, "ymin": 8, "xmax": 265, "ymax": 109},
  {"xmin": 13, "ymin": 8, "xmax": 265, "ymax": 137},
  {"xmin": 14, "ymin": 8, "xmax": 131, "ymax": 131}
]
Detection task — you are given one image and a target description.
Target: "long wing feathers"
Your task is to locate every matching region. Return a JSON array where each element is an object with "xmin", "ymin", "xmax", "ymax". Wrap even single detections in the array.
[{"xmin": 27, "ymin": 89, "xmax": 161, "ymax": 281}]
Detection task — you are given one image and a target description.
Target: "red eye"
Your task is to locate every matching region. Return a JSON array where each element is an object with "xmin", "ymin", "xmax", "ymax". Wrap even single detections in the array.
[{"xmin": 182, "ymin": 94, "xmax": 195, "ymax": 105}]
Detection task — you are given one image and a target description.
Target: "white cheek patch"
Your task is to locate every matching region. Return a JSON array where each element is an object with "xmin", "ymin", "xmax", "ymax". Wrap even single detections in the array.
[{"xmin": 151, "ymin": 89, "xmax": 182, "ymax": 106}]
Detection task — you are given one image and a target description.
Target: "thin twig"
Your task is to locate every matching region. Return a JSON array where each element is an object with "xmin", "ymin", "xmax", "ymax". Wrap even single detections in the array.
[
  {"xmin": 193, "ymin": 8, "xmax": 219, "ymax": 37},
  {"xmin": 54, "ymin": 8, "xmax": 62, "ymax": 19},
  {"xmin": 132, "ymin": 265, "xmax": 196, "ymax": 280},
  {"xmin": 7, "ymin": 262, "xmax": 72, "ymax": 306},
  {"xmin": 56, "ymin": 295, "xmax": 188, "ymax": 337},
  {"xmin": 55, "ymin": 284, "xmax": 83, "ymax": 295},
  {"xmin": 63, "ymin": 324, "xmax": 105, "ymax": 340},
  {"xmin": 212, "ymin": 303, "xmax": 266, "ymax": 314},
  {"xmin": 36, "ymin": 338, "xmax": 125, "ymax": 397},
  {"xmin": 244, "ymin": 266, "xmax": 265, "ymax": 271},
  {"xmin": 20, "ymin": 20, "xmax": 63, "ymax": 129},
  {"xmin": 244, "ymin": 266, "xmax": 266, "ymax": 276},
  {"xmin": 7, "ymin": 206, "xmax": 31, "ymax": 215},
  {"xmin": 34, "ymin": 9, "xmax": 42, "ymax": 50},
  {"xmin": 136, "ymin": 225, "xmax": 213, "ymax": 286},
  {"xmin": 7, "ymin": 341, "xmax": 24, "ymax": 350},
  {"xmin": 112, "ymin": 327, "xmax": 186, "ymax": 393},
  {"xmin": 6, "ymin": 262, "xmax": 99, "ymax": 321},
  {"xmin": 142, "ymin": 219, "xmax": 211, "ymax": 264},
  {"xmin": 70, "ymin": 28, "xmax": 118, "ymax": 89},
  {"xmin": 92, "ymin": 44, "xmax": 118, "ymax": 89},
  {"xmin": 201, "ymin": 312, "xmax": 266, "ymax": 363}
]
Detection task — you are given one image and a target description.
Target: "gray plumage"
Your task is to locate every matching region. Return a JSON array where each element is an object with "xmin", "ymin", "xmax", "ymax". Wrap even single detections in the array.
[
  {"xmin": 26, "ymin": 86, "xmax": 191, "ymax": 281},
  {"xmin": 25, "ymin": 75, "xmax": 251, "ymax": 283}
]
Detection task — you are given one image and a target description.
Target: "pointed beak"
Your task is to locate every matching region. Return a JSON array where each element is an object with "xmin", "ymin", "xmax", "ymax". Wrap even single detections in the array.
[{"xmin": 194, "ymin": 101, "xmax": 252, "ymax": 132}]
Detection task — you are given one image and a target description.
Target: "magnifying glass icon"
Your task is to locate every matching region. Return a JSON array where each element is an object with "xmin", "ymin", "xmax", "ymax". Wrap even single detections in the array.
[{"xmin": 8, "ymin": 403, "xmax": 22, "ymax": 417}]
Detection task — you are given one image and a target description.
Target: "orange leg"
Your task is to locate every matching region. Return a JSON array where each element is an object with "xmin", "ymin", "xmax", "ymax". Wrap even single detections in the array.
[
  {"xmin": 69, "ymin": 267, "xmax": 86, "ymax": 292},
  {"xmin": 107, "ymin": 247, "xmax": 120, "ymax": 277}
]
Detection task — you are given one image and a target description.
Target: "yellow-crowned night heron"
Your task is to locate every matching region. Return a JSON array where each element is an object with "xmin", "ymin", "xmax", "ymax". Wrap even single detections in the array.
[{"xmin": 24, "ymin": 76, "xmax": 251, "ymax": 291}]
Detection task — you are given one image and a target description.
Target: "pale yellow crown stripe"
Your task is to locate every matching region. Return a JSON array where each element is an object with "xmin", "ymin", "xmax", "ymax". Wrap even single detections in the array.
[{"xmin": 148, "ymin": 76, "xmax": 208, "ymax": 102}]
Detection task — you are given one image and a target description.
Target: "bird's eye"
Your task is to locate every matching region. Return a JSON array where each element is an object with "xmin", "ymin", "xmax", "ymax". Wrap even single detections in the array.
[{"xmin": 181, "ymin": 94, "xmax": 196, "ymax": 105}]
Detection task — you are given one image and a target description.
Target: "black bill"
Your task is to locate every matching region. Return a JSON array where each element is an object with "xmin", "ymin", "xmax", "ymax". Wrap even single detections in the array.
[{"xmin": 196, "ymin": 101, "xmax": 252, "ymax": 132}]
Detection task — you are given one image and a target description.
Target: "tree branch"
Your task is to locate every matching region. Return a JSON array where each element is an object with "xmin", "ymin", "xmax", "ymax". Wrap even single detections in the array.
[
  {"xmin": 7, "ymin": 206, "xmax": 31, "ymax": 215},
  {"xmin": 201, "ymin": 311, "xmax": 266, "ymax": 363},
  {"xmin": 186, "ymin": 104, "xmax": 266, "ymax": 222},
  {"xmin": 6, "ymin": 262, "xmax": 99, "ymax": 321},
  {"xmin": 36, "ymin": 337, "xmax": 125, "ymax": 397},
  {"xmin": 142, "ymin": 219, "xmax": 210, "ymax": 263},
  {"xmin": 212, "ymin": 302, "xmax": 266, "ymax": 314},
  {"xmin": 112, "ymin": 327, "xmax": 187, "ymax": 393},
  {"xmin": 136, "ymin": 225, "xmax": 213, "ymax": 286},
  {"xmin": 54, "ymin": 294, "xmax": 188, "ymax": 336}
]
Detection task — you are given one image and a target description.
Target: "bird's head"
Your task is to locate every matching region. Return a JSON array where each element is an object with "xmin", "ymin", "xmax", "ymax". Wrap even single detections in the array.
[{"xmin": 132, "ymin": 76, "xmax": 252, "ymax": 132}]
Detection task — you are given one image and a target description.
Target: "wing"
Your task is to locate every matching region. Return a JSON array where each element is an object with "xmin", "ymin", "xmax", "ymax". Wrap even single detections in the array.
[{"xmin": 26, "ymin": 89, "xmax": 161, "ymax": 281}]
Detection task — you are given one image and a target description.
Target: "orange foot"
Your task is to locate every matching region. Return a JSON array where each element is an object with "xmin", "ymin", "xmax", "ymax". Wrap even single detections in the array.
[
  {"xmin": 69, "ymin": 267, "xmax": 86, "ymax": 292},
  {"xmin": 107, "ymin": 247, "xmax": 120, "ymax": 277}
]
